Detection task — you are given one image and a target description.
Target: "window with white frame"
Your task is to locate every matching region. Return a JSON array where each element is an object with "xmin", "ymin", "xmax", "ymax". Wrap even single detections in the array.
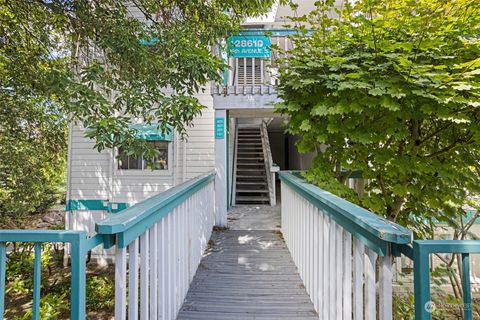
[{"xmin": 118, "ymin": 141, "xmax": 169, "ymax": 170}]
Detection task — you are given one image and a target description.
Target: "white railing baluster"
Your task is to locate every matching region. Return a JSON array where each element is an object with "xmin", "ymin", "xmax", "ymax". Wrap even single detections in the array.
[
  {"xmin": 172, "ymin": 208, "xmax": 178, "ymax": 316},
  {"xmin": 307, "ymin": 203, "xmax": 313, "ymax": 296},
  {"xmin": 252, "ymin": 57, "xmax": 256, "ymax": 87},
  {"xmin": 353, "ymin": 238, "xmax": 364, "ymax": 320},
  {"xmin": 279, "ymin": 176, "xmax": 407, "ymax": 320},
  {"xmin": 105, "ymin": 173, "xmax": 215, "ymax": 320},
  {"xmin": 379, "ymin": 250, "xmax": 393, "ymax": 320},
  {"xmin": 140, "ymin": 231, "xmax": 149, "ymax": 320},
  {"xmin": 149, "ymin": 226, "xmax": 158, "ymax": 319},
  {"xmin": 336, "ymin": 223, "xmax": 343, "ymax": 320},
  {"xmin": 166, "ymin": 213, "xmax": 172, "ymax": 319},
  {"xmin": 313, "ymin": 206, "xmax": 319, "ymax": 311},
  {"xmin": 128, "ymin": 239, "xmax": 139, "ymax": 320},
  {"xmin": 188, "ymin": 195, "xmax": 194, "ymax": 281},
  {"xmin": 323, "ymin": 215, "xmax": 330, "ymax": 320},
  {"xmin": 260, "ymin": 59, "xmax": 264, "ymax": 89},
  {"xmin": 157, "ymin": 220, "xmax": 165, "ymax": 320},
  {"xmin": 301, "ymin": 200, "xmax": 306, "ymax": 282},
  {"xmin": 318, "ymin": 209, "xmax": 324, "ymax": 316},
  {"xmin": 329, "ymin": 220, "xmax": 336, "ymax": 319},
  {"xmin": 180, "ymin": 202, "xmax": 186, "ymax": 306},
  {"xmin": 243, "ymin": 57, "xmax": 247, "ymax": 92},
  {"xmin": 365, "ymin": 248, "xmax": 377, "ymax": 320},
  {"xmin": 115, "ymin": 245, "xmax": 127, "ymax": 320},
  {"xmin": 234, "ymin": 58, "xmax": 239, "ymax": 90},
  {"xmin": 343, "ymin": 232, "xmax": 353, "ymax": 320}
]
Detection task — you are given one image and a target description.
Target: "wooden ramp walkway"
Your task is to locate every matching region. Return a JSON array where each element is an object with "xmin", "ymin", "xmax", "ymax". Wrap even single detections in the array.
[{"xmin": 177, "ymin": 230, "xmax": 318, "ymax": 320}]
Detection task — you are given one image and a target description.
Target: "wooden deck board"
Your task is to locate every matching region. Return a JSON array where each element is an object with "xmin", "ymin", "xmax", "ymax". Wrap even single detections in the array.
[{"xmin": 177, "ymin": 230, "xmax": 318, "ymax": 320}]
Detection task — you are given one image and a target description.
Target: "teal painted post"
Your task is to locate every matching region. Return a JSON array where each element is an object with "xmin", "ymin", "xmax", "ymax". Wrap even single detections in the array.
[
  {"xmin": 413, "ymin": 242, "xmax": 431, "ymax": 320},
  {"xmin": 32, "ymin": 243, "xmax": 42, "ymax": 320},
  {"xmin": 70, "ymin": 240, "xmax": 86, "ymax": 320},
  {"xmin": 462, "ymin": 253, "xmax": 472, "ymax": 320},
  {"xmin": 226, "ymin": 110, "xmax": 230, "ymax": 210},
  {"xmin": 0, "ymin": 243, "xmax": 6, "ymax": 318}
]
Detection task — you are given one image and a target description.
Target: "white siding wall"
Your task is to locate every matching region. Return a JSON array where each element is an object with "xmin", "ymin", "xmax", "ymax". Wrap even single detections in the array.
[
  {"xmin": 183, "ymin": 88, "xmax": 215, "ymax": 180},
  {"xmin": 66, "ymin": 87, "xmax": 215, "ymax": 238},
  {"xmin": 68, "ymin": 124, "xmax": 111, "ymax": 201},
  {"xmin": 65, "ymin": 3, "xmax": 216, "ymax": 261}
]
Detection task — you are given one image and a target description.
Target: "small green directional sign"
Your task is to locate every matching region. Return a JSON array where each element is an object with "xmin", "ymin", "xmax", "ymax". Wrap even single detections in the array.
[{"xmin": 215, "ymin": 118, "xmax": 225, "ymax": 139}]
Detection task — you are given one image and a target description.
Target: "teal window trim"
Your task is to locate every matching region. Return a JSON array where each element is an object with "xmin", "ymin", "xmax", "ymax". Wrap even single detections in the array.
[
  {"xmin": 129, "ymin": 123, "xmax": 173, "ymax": 141},
  {"xmin": 66, "ymin": 200, "xmax": 132, "ymax": 213},
  {"xmin": 66, "ymin": 200, "xmax": 107, "ymax": 211},
  {"xmin": 279, "ymin": 171, "xmax": 412, "ymax": 256},
  {"xmin": 96, "ymin": 171, "xmax": 215, "ymax": 248}
]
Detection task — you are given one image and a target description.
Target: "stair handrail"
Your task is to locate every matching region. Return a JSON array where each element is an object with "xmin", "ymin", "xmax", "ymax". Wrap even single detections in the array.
[
  {"xmin": 231, "ymin": 120, "xmax": 239, "ymax": 205},
  {"xmin": 260, "ymin": 120, "xmax": 275, "ymax": 206}
]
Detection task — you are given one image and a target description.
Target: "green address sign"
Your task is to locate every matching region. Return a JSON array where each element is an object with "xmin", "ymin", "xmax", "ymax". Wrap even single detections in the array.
[{"xmin": 228, "ymin": 35, "xmax": 271, "ymax": 58}]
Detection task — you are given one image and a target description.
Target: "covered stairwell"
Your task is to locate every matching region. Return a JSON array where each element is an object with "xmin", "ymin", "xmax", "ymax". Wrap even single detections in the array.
[{"xmin": 233, "ymin": 124, "xmax": 275, "ymax": 205}]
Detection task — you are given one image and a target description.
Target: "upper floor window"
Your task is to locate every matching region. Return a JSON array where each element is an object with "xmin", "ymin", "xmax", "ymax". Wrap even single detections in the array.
[{"xmin": 118, "ymin": 141, "xmax": 169, "ymax": 170}]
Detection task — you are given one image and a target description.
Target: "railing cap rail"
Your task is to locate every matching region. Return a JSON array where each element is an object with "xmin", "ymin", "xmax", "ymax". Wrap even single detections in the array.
[
  {"xmin": 0, "ymin": 230, "xmax": 87, "ymax": 243},
  {"xmin": 279, "ymin": 171, "xmax": 412, "ymax": 247},
  {"xmin": 413, "ymin": 240, "xmax": 480, "ymax": 253},
  {"xmin": 96, "ymin": 171, "xmax": 215, "ymax": 242}
]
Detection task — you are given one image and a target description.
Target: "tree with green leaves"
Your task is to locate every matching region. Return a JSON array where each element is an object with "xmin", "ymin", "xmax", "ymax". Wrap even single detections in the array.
[
  {"xmin": 276, "ymin": 0, "xmax": 480, "ymax": 236},
  {"xmin": 0, "ymin": 0, "xmax": 275, "ymax": 217}
]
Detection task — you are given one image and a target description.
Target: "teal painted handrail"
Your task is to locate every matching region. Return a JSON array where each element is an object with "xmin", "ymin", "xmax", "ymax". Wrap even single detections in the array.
[
  {"xmin": 33, "ymin": 243, "xmax": 41, "ymax": 320},
  {"xmin": 96, "ymin": 171, "xmax": 215, "ymax": 248},
  {"xmin": 279, "ymin": 171, "xmax": 412, "ymax": 256},
  {"xmin": 0, "ymin": 230, "xmax": 114, "ymax": 320},
  {"xmin": 407, "ymin": 240, "xmax": 480, "ymax": 320},
  {"xmin": 0, "ymin": 172, "xmax": 215, "ymax": 319},
  {"xmin": 0, "ymin": 243, "xmax": 6, "ymax": 317}
]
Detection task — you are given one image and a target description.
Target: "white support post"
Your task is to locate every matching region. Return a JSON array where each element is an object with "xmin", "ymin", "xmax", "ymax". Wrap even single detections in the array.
[
  {"xmin": 318, "ymin": 209, "xmax": 324, "ymax": 316},
  {"xmin": 329, "ymin": 220, "xmax": 336, "ymax": 319},
  {"xmin": 214, "ymin": 109, "xmax": 228, "ymax": 226},
  {"xmin": 313, "ymin": 207, "xmax": 319, "ymax": 311},
  {"xmin": 140, "ymin": 231, "xmax": 149, "ymax": 320},
  {"xmin": 128, "ymin": 239, "xmax": 139, "ymax": 320},
  {"xmin": 157, "ymin": 220, "xmax": 166, "ymax": 320},
  {"xmin": 149, "ymin": 226, "xmax": 158, "ymax": 319},
  {"xmin": 336, "ymin": 224, "xmax": 343, "ymax": 320},
  {"xmin": 343, "ymin": 232, "xmax": 353, "ymax": 320},
  {"xmin": 353, "ymin": 238, "xmax": 364, "ymax": 320},
  {"xmin": 115, "ymin": 245, "xmax": 127, "ymax": 320},
  {"xmin": 379, "ymin": 248, "xmax": 393, "ymax": 320},
  {"xmin": 365, "ymin": 248, "xmax": 377, "ymax": 320},
  {"xmin": 323, "ymin": 215, "xmax": 330, "ymax": 320}
]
